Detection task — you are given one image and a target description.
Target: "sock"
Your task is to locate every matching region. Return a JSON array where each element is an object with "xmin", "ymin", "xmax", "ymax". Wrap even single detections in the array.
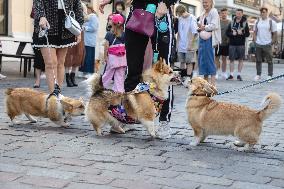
[
  {"xmin": 237, "ymin": 72, "xmax": 241, "ymax": 76},
  {"xmin": 180, "ymin": 69, "xmax": 187, "ymax": 77},
  {"xmin": 230, "ymin": 72, "xmax": 234, "ymax": 76}
]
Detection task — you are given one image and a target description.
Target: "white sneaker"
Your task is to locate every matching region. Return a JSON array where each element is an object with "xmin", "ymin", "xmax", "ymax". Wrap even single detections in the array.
[
  {"xmin": 0, "ymin": 73, "xmax": 7, "ymax": 79},
  {"xmin": 266, "ymin": 76, "xmax": 272, "ymax": 82},
  {"xmin": 215, "ymin": 73, "xmax": 219, "ymax": 80},
  {"xmin": 182, "ymin": 77, "xmax": 190, "ymax": 88},
  {"xmin": 222, "ymin": 73, "xmax": 228, "ymax": 80},
  {"xmin": 254, "ymin": 75, "xmax": 261, "ymax": 81},
  {"xmin": 40, "ymin": 73, "xmax": 46, "ymax": 79},
  {"xmin": 156, "ymin": 121, "xmax": 172, "ymax": 139}
]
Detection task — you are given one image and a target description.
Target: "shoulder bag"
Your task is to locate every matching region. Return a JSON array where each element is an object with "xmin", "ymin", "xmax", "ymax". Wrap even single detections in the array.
[{"xmin": 59, "ymin": 0, "xmax": 82, "ymax": 36}]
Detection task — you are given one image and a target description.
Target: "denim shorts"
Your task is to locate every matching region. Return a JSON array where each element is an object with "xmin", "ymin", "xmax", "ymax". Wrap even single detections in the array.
[{"xmin": 178, "ymin": 51, "xmax": 196, "ymax": 63}]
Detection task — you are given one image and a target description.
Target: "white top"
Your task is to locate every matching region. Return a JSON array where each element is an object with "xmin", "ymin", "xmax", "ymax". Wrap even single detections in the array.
[
  {"xmin": 198, "ymin": 8, "xmax": 221, "ymax": 47},
  {"xmin": 177, "ymin": 14, "xmax": 198, "ymax": 53},
  {"xmin": 254, "ymin": 18, "xmax": 277, "ymax": 45},
  {"xmin": 58, "ymin": 0, "xmax": 64, "ymax": 9}
]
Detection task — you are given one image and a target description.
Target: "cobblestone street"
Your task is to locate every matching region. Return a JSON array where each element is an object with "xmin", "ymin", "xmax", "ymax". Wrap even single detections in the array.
[{"xmin": 0, "ymin": 61, "xmax": 284, "ymax": 189}]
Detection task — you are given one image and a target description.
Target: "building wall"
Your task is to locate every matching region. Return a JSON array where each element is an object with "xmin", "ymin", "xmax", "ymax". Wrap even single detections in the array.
[{"xmin": 7, "ymin": 0, "xmax": 33, "ymax": 40}]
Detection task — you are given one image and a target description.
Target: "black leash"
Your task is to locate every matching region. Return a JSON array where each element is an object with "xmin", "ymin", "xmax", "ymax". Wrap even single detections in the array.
[{"xmin": 216, "ymin": 73, "xmax": 284, "ymax": 96}]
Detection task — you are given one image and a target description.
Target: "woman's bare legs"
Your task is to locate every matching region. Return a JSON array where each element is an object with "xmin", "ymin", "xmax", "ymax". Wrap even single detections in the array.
[
  {"xmin": 34, "ymin": 68, "xmax": 41, "ymax": 87},
  {"xmin": 56, "ymin": 48, "xmax": 69, "ymax": 88},
  {"xmin": 41, "ymin": 48, "xmax": 58, "ymax": 93}
]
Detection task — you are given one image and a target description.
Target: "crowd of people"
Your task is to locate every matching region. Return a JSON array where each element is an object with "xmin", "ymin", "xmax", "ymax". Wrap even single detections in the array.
[{"xmin": 0, "ymin": 0, "xmax": 277, "ymax": 138}]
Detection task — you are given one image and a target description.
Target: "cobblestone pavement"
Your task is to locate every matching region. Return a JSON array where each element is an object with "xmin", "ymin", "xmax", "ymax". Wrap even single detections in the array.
[{"xmin": 0, "ymin": 62, "xmax": 284, "ymax": 189}]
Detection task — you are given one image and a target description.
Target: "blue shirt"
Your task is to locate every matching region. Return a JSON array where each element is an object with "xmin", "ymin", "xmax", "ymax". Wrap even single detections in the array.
[
  {"xmin": 83, "ymin": 14, "xmax": 99, "ymax": 47},
  {"xmin": 105, "ymin": 32, "xmax": 125, "ymax": 45}
]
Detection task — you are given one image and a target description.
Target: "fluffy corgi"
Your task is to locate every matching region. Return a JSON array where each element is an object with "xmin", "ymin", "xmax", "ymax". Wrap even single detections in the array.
[
  {"xmin": 186, "ymin": 77, "xmax": 282, "ymax": 149},
  {"xmin": 85, "ymin": 58, "xmax": 180, "ymax": 137},
  {"xmin": 5, "ymin": 88, "xmax": 85, "ymax": 127}
]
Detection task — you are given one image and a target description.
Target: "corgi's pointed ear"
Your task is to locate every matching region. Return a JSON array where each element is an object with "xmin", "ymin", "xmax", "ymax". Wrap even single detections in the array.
[
  {"xmin": 60, "ymin": 100, "xmax": 73, "ymax": 111},
  {"xmin": 154, "ymin": 58, "xmax": 164, "ymax": 72}
]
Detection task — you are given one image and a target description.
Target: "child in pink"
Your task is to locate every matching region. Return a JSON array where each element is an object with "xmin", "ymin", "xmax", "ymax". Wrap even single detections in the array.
[{"xmin": 102, "ymin": 14, "xmax": 127, "ymax": 92}]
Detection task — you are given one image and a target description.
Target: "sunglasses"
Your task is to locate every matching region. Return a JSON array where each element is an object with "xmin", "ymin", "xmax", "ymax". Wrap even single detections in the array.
[{"xmin": 261, "ymin": 11, "xmax": 267, "ymax": 13}]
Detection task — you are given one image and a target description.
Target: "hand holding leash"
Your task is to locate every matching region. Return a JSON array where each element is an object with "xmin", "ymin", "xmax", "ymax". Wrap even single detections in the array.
[{"xmin": 39, "ymin": 17, "xmax": 50, "ymax": 30}]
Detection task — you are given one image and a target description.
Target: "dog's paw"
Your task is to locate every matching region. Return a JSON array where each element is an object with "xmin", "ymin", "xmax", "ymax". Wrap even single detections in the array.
[
  {"xmin": 233, "ymin": 140, "xmax": 246, "ymax": 147},
  {"xmin": 110, "ymin": 125, "xmax": 125, "ymax": 134},
  {"xmin": 29, "ymin": 119, "xmax": 37, "ymax": 123},
  {"xmin": 11, "ymin": 120, "xmax": 21, "ymax": 125},
  {"xmin": 190, "ymin": 139, "xmax": 200, "ymax": 146},
  {"xmin": 61, "ymin": 122, "xmax": 70, "ymax": 128}
]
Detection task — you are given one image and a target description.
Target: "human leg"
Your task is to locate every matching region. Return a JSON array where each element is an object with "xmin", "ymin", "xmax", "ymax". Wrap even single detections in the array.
[
  {"xmin": 124, "ymin": 29, "xmax": 148, "ymax": 92},
  {"xmin": 113, "ymin": 67, "xmax": 126, "ymax": 92},
  {"xmin": 102, "ymin": 66, "xmax": 115, "ymax": 89},
  {"xmin": 40, "ymin": 48, "xmax": 58, "ymax": 93},
  {"xmin": 56, "ymin": 48, "xmax": 69, "ymax": 88}
]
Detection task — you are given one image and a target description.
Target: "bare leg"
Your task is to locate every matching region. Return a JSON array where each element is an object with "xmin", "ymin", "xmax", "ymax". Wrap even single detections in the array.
[
  {"xmin": 238, "ymin": 60, "xmax": 243, "ymax": 73},
  {"xmin": 210, "ymin": 75, "xmax": 216, "ymax": 86},
  {"xmin": 229, "ymin": 60, "xmax": 234, "ymax": 74},
  {"xmin": 221, "ymin": 56, "xmax": 227, "ymax": 73},
  {"xmin": 65, "ymin": 66, "xmax": 71, "ymax": 73},
  {"xmin": 187, "ymin": 64, "xmax": 194, "ymax": 76},
  {"xmin": 34, "ymin": 68, "xmax": 41, "ymax": 86},
  {"xmin": 56, "ymin": 48, "xmax": 69, "ymax": 88},
  {"xmin": 41, "ymin": 48, "xmax": 58, "ymax": 93}
]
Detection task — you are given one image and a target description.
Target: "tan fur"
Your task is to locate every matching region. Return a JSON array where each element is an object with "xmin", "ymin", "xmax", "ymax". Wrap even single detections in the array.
[
  {"xmin": 86, "ymin": 58, "xmax": 178, "ymax": 137},
  {"xmin": 5, "ymin": 88, "xmax": 85, "ymax": 127},
  {"xmin": 95, "ymin": 59, "xmax": 101, "ymax": 73},
  {"xmin": 186, "ymin": 77, "xmax": 282, "ymax": 148}
]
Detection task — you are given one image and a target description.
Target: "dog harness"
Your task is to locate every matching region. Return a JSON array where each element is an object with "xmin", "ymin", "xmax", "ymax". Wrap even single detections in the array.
[{"xmin": 108, "ymin": 83, "xmax": 165, "ymax": 124}]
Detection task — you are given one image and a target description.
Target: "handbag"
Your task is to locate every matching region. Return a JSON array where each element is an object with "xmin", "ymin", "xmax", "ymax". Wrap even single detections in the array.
[
  {"xmin": 126, "ymin": 9, "xmax": 155, "ymax": 37},
  {"xmin": 199, "ymin": 30, "xmax": 212, "ymax": 40},
  {"xmin": 59, "ymin": 0, "xmax": 82, "ymax": 36}
]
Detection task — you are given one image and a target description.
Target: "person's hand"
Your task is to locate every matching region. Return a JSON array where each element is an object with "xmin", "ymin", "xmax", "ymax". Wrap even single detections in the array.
[
  {"xmin": 232, "ymin": 30, "xmax": 237, "ymax": 36},
  {"xmin": 237, "ymin": 29, "xmax": 243, "ymax": 35},
  {"xmin": 39, "ymin": 17, "xmax": 50, "ymax": 29},
  {"xmin": 76, "ymin": 34, "xmax": 82, "ymax": 43},
  {"xmin": 99, "ymin": 0, "xmax": 111, "ymax": 14},
  {"xmin": 198, "ymin": 25, "xmax": 205, "ymax": 31},
  {"xmin": 125, "ymin": 0, "xmax": 133, "ymax": 7},
  {"xmin": 155, "ymin": 2, "xmax": 167, "ymax": 18}
]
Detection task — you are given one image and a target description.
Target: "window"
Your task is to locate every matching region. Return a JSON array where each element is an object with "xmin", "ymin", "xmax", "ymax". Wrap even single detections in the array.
[
  {"xmin": 180, "ymin": 2, "xmax": 196, "ymax": 16},
  {"xmin": 0, "ymin": 0, "xmax": 8, "ymax": 35}
]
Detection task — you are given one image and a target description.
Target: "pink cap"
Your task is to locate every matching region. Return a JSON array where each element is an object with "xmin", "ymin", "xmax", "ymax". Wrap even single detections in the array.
[{"xmin": 111, "ymin": 14, "xmax": 124, "ymax": 25}]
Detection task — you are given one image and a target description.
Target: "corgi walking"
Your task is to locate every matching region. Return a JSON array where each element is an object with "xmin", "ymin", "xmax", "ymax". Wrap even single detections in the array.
[{"xmin": 102, "ymin": 14, "xmax": 127, "ymax": 92}]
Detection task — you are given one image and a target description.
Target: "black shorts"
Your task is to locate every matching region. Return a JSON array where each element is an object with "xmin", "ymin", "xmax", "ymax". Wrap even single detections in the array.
[{"xmin": 215, "ymin": 45, "xmax": 229, "ymax": 56}]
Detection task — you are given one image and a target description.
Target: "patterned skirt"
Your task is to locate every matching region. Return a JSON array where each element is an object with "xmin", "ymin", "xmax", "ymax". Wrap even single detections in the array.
[{"xmin": 32, "ymin": 10, "xmax": 76, "ymax": 49}]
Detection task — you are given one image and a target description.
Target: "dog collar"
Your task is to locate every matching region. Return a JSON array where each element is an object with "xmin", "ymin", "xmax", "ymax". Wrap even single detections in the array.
[{"xmin": 149, "ymin": 93, "xmax": 165, "ymax": 116}]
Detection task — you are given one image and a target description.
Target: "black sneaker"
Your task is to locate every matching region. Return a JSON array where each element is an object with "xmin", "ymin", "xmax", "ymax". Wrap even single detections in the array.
[
  {"xmin": 226, "ymin": 75, "xmax": 233, "ymax": 80},
  {"xmin": 237, "ymin": 75, "xmax": 243, "ymax": 81}
]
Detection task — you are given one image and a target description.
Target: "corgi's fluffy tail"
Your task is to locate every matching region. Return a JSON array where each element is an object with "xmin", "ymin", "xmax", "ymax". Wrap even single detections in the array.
[
  {"xmin": 84, "ymin": 73, "xmax": 104, "ymax": 95},
  {"xmin": 5, "ymin": 88, "xmax": 14, "ymax": 95},
  {"xmin": 258, "ymin": 93, "xmax": 282, "ymax": 121}
]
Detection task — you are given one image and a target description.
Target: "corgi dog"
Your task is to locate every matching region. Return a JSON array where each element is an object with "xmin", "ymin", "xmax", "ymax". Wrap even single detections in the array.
[
  {"xmin": 5, "ymin": 88, "xmax": 85, "ymax": 127},
  {"xmin": 85, "ymin": 58, "xmax": 180, "ymax": 137},
  {"xmin": 186, "ymin": 77, "xmax": 282, "ymax": 149}
]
